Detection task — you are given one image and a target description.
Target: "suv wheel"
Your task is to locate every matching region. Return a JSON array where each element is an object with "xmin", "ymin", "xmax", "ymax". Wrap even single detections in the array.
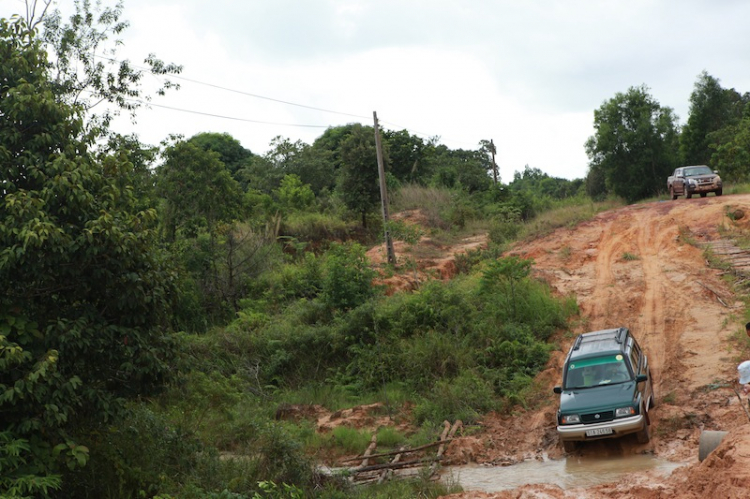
[{"xmin": 636, "ymin": 423, "xmax": 650, "ymax": 443}]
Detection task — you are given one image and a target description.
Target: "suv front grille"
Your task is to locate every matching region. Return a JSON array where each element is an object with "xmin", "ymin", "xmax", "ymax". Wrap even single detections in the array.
[{"xmin": 581, "ymin": 411, "xmax": 614, "ymax": 423}]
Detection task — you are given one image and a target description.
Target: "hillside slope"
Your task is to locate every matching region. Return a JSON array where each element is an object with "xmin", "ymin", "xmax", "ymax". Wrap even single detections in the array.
[{"xmin": 443, "ymin": 194, "xmax": 750, "ymax": 498}]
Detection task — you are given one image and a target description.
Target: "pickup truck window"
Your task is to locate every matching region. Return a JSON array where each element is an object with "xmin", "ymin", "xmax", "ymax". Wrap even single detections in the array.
[{"xmin": 683, "ymin": 166, "xmax": 713, "ymax": 176}]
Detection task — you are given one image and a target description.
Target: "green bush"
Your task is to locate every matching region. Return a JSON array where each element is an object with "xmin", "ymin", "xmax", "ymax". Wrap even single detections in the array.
[
  {"xmin": 322, "ymin": 242, "xmax": 378, "ymax": 312},
  {"xmin": 412, "ymin": 370, "xmax": 498, "ymax": 425},
  {"xmin": 60, "ymin": 407, "xmax": 201, "ymax": 499}
]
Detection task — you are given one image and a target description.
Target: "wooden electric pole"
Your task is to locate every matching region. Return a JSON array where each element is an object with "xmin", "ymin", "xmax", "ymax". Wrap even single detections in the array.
[{"xmin": 373, "ymin": 111, "xmax": 396, "ymax": 265}]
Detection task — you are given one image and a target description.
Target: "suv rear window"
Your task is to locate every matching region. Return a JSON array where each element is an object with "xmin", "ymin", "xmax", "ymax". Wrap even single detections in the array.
[{"xmin": 565, "ymin": 355, "xmax": 631, "ymax": 389}]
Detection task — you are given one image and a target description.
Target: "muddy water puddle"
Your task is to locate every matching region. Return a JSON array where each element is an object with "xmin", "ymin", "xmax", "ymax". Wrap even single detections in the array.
[{"xmin": 443, "ymin": 454, "xmax": 684, "ymax": 492}]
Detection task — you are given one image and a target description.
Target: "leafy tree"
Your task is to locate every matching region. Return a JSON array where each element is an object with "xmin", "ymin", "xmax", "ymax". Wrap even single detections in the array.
[
  {"xmin": 708, "ymin": 116, "xmax": 750, "ymax": 182},
  {"xmin": 157, "ymin": 139, "xmax": 243, "ymax": 240},
  {"xmin": 509, "ymin": 166, "xmax": 583, "ymax": 199},
  {"xmin": 382, "ymin": 129, "xmax": 432, "ymax": 183},
  {"xmin": 274, "ymin": 174, "xmax": 315, "ymax": 211},
  {"xmin": 1, "ymin": 16, "xmax": 176, "ymax": 493},
  {"xmin": 430, "ymin": 145, "xmax": 493, "ymax": 193},
  {"xmin": 188, "ymin": 132, "xmax": 253, "ymax": 179},
  {"xmin": 40, "ymin": 0, "xmax": 182, "ymax": 138},
  {"xmin": 585, "ymin": 85, "xmax": 680, "ymax": 202},
  {"xmin": 322, "ymin": 243, "xmax": 377, "ymax": 311},
  {"xmin": 247, "ymin": 136, "xmax": 335, "ymax": 195},
  {"xmin": 680, "ymin": 71, "xmax": 749, "ymax": 166},
  {"xmin": 336, "ymin": 123, "xmax": 385, "ymax": 227},
  {"xmin": 585, "ymin": 162, "xmax": 608, "ymax": 200},
  {"xmin": 479, "ymin": 139, "xmax": 499, "ymax": 184}
]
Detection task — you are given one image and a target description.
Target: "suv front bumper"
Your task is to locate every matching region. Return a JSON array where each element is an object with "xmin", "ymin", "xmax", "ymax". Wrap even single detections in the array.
[{"xmin": 557, "ymin": 414, "xmax": 645, "ymax": 441}]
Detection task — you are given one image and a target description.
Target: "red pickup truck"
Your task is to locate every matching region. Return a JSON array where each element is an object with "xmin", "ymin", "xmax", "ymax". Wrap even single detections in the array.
[{"xmin": 667, "ymin": 165, "xmax": 723, "ymax": 199}]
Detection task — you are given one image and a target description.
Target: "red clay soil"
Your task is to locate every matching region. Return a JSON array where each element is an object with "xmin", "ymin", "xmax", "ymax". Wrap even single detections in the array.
[
  {"xmin": 440, "ymin": 194, "xmax": 750, "ymax": 498},
  {"xmin": 294, "ymin": 196, "xmax": 750, "ymax": 498}
]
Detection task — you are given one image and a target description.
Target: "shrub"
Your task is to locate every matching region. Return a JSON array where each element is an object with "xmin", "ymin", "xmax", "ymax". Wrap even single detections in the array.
[{"xmin": 322, "ymin": 243, "xmax": 377, "ymax": 312}]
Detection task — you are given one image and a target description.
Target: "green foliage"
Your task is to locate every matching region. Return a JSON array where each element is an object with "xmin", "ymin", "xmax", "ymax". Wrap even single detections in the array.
[
  {"xmin": 681, "ymin": 71, "xmax": 748, "ymax": 166},
  {"xmin": 274, "ymin": 174, "xmax": 315, "ymax": 212},
  {"xmin": 336, "ymin": 124, "xmax": 384, "ymax": 227},
  {"xmin": 585, "ymin": 84, "xmax": 680, "ymax": 202},
  {"xmin": 386, "ymin": 219, "xmax": 424, "ymax": 245},
  {"xmin": 510, "ymin": 166, "xmax": 584, "ymax": 200},
  {"xmin": 59, "ymin": 407, "xmax": 201, "ymax": 499},
  {"xmin": 0, "ymin": 431, "xmax": 63, "ymax": 498},
  {"xmin": 1, "ymin": 15, "xmax": 176, "ymax": 492},
  {"xmin": 709, "ymin": 117, "xmax": 750, "ymax": 183},
  {"xmin": 322, "ymin": 243, "xmax": 378, "ymax": 312},
  {"xmin": 188, "ymin": 132, "xmax": 254, "ymax": 179},
  {"xmin": 157, "ymin": 139, "xmax": 243, "ymax": 240},
  {"xmin": 42, "ymin": 0, "xmax": 181, "ymax": 138},
  {"xmin": 412, "ymin": 370, "xmax": 498, "ymax": 424},
  {"xmin": 429, "ymin": 146, "xmax": 493, "ymax": 193},
  {"xmin": 381, "ymin": 129, "xmax": 433, "ymax": 183}
]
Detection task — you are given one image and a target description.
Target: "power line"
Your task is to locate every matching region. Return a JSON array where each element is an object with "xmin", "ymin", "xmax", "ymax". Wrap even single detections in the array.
[
  {"xmin": 98, "ymin": 55, "xmax": 371, "ymax": 121},
  {"xmin": 133, "ymin": 99, "xmax": 331, "ymax": 128},
  {"xmin": 95, "ymin": 55, "xmax": 482, "ymax": 149}
]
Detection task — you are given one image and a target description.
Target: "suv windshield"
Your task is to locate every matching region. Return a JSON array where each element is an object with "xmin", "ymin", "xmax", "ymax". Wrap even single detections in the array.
[
  {"xmin": 684, "ymin": 166, "xmax": 713, "ymax": 176},
  {"xmin": 564, "ymin": 355, "xmax": 631, "ymax": 389}
]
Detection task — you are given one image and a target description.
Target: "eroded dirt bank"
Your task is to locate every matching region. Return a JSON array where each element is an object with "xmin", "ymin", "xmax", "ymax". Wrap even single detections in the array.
[{"xmin": 441, "ymin": 194, "xmax": 750, "ymax": 498}]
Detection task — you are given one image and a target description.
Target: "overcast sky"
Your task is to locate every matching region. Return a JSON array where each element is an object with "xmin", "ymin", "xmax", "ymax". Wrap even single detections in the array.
[{"xmin": 4, "ymin": 0, "xmax": 750, "ymax": 180}]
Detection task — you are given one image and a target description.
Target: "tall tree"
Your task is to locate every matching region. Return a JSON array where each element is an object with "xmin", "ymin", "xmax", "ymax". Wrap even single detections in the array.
[
  {"xmin": 585, "ymin": 85, "xmax": 680, "ymax": 202},
  {"xmin": 382, "ymin": 129, "xmax": 432, "ymax": 183},
  {"xmin": 157, "ymin": 140, "xmax": 243, "ymax": 240},
  {"xmin": 40, "ymin": 0, "xmax": 182, "ymax": 139},
  {"xmin": 1, "ymin": 16, "xmax": 176, "ymax": 494},
  {"xmin": 431, "ymin": 145, "xmax": 493, "ymax": 193},
  {"xmin": 336, "ymin": 124, "xmax": 384, "ymax": 227},
  {"xmin": 188, "ymin": 132, "xmax": 253, "ymax": 179},
  {"xmin": 680, "ymin": 71, "xmax": 747, "ymax": 166},
  {"xmin": 708, "ymin": 115, "xmax": 750, "ymax": 182}
]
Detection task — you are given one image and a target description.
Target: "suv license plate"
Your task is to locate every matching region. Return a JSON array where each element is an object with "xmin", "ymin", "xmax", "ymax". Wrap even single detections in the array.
[{"xmin": 586, "ymin": 428, "xmax": 613, "ymax": 437}]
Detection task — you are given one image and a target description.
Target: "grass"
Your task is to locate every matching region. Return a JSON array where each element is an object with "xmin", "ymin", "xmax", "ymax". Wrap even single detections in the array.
[
  {"xmin": 621, "ymin": 252, "xmax": 640, "ymax": 261},
  {"xmin": 518, "ymin": 196, "xmax": 625, "ymax": 242}
]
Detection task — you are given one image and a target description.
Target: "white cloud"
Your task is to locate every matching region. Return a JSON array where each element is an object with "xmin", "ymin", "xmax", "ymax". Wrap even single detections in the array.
[{"xmin": 3, "ymin": 0, "xmax": 750, "ymax": 180}]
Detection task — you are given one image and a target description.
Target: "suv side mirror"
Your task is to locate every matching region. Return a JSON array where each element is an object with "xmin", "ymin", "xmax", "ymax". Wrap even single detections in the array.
[
  {"xmin": 635, "ymin": 374, "xmax": 648, "ymax": 383},
  {"xmin": 553, "ymin": 386, "xmax": 562, "ymax": 394}
]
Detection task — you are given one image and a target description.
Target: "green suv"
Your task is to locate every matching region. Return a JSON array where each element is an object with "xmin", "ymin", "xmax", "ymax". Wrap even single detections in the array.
[{"xmin": 553, "ymin": 327, "xmax": 655, "ymax": 451}]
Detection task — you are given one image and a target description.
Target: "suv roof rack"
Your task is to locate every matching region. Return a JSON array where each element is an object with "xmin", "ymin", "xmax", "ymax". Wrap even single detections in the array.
[{"xmin": 571, "ymin": 327, "xmax": 629, "ymax": 351}]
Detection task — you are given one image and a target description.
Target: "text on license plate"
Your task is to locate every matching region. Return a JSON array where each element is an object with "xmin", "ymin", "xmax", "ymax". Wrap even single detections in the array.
[{"xmin": 586, "ymin": 427, "xmax": 613, "ymax": 437}]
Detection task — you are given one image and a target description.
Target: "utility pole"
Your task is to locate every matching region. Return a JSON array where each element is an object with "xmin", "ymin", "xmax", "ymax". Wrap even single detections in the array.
[{"xmin": 373, "ymin": 111, "xmax": 396, "ymax": 265}]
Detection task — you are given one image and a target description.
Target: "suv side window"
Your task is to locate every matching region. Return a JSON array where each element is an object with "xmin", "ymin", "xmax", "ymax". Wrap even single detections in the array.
[{"xmin": 629, "ymin": 340, "xmax": 641, "ymax": 375}]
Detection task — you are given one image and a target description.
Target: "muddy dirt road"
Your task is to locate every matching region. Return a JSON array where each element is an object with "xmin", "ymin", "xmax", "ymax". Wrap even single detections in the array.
[{"xmin": 441, "ymin": 194, "xmax": 750, "ymax": 498}]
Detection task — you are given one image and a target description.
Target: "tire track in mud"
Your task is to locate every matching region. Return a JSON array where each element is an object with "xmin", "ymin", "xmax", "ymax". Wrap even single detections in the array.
[
  {"xmin": 632, "ymin": 206, "xmax": 680, "ymax": 390},
  {"xmin": 584, "ymin": 212, "xmax": 638, "ymax": 328},
  {"xmin": 513, "ymin": 198, "xmax": 746, "ymax": 396}
]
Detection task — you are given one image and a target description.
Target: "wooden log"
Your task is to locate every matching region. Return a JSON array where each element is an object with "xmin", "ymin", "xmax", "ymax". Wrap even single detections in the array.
[
  {"xmin": 354, "ymin": 456, "xmax": 442, "ymax": 473},
  {"xmin": 359, "ymin": 435, "xmax": 377, "ymax": 468},
  {"xmin": 338, "ymin": 438, "xmax": 454, "ymax": 463},
  {"xmin": 378, "ymin": 446, "xmax": 405, "ymax": 484}
]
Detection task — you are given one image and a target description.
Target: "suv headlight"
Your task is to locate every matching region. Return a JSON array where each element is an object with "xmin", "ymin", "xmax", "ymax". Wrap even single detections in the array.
[
  {"xmin": 561, "ymin": 414, "xmax": 580, "ymax": 424},
  {"xmin": 615, "ymin": 407, "xmax": 636, "ymax": 417}
]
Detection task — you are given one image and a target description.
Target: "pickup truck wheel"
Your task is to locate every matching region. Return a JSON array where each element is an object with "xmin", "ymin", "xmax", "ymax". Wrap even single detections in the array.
[
  {"xmin": 562, "ymin": 440, "xmax": 577, "ymax": 453},
  {"xmin": 700, "ymin": 193, "xmax": 707, "ymax": 198},
  {"xmin": 670, "ymin": 188, "xmax": 677, "ymax": 200},
  {"xmin": 717, "ymin": 189, "xmax": 723, "ymax": 196}
]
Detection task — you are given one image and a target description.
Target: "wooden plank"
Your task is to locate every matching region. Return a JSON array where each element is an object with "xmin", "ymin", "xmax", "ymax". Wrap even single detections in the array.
[
  {"xmin": 359, "ymin": 435, "xmax": 377, "ymax": 468},
  {"xmin": 340, "ymin": 438, "xmax": 453, "ymax": 463}
]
